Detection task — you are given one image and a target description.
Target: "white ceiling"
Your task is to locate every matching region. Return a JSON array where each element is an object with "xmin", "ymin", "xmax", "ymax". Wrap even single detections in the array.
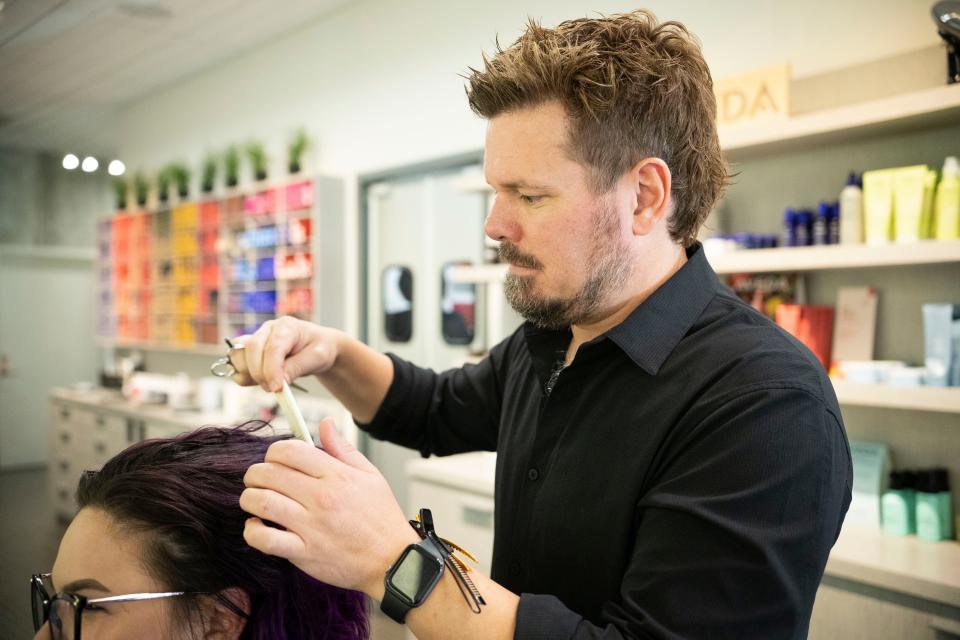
[{"xmin": 0, "ymin": 0, "xmax": 354, "ymax": 156}]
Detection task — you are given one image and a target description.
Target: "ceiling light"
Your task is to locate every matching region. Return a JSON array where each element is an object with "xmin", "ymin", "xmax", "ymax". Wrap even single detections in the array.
[
  {"xmin": 108, "ymin": 160, "xmax": 126, "ymax": 176},
  {"xmin": 81, "ymin": 156, "xmax": 99, "ymax": 173},
  {"xmin": 62, "ymin": 154, "xmax": 80, "ymax": 170}
]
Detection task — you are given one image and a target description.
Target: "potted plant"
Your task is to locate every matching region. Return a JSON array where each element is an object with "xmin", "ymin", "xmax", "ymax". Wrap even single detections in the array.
[
  {"xmin": 157, "ymin": 167, "xmax": 172, "ymax": 204},
  {"xmin": 246, "ymin": 141, "xmax": 267, "ymax": 182},
  {"xmin": 225, "ymin": 146, "xmax": 240, "ymax": 188},
  {"xmin": 170, "ymin": 163, "xmax": 191, "ymax": 199},
  {"xmin": 288, "ymin": 129, "xmax": 308, "ymax": 174},
  {"xmin": 201, "ymin": 155, "xmax": 217, "ymax": 195},
  {"xmin": 114, "ymin": 179, "xmax": 129, "ymax": 211},
  {"xmin": 134, "ymin": 173, "xmax": 150, "ymax": 207}
]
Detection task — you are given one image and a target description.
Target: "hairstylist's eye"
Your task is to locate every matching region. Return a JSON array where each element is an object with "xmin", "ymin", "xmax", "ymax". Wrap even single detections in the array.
[{"xmin": 519, "ymin": 194, "xmax": 543, "ymax": 205}]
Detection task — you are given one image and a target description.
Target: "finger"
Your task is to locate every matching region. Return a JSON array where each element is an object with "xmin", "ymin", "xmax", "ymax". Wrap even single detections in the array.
[
  {"xmin": 239, "ymin": 487, "xmax": 309, "ymax": 529},
  {"xmin": 245, "ymin": 321, "xmax": 275, "ymax": 392},
  {"xmin": 262, "ymin": 318, "xmax": 298, "ymax": 392},
  {"xmin": 227, "ymin": 335, "xmax": 253, "ymax": 386},
  {"xmin": 244, "ymin": 461, "xmax": 316, "ymax": 499},
  {"xmin": 264, "ymin": 439, "xmax": 337, "ymax": 478},
  {"xmin": 318, "ymin": 419, "xmax": 376, "ymax": 473},
  {"xmin": 243, "ymin": 517, "xmax": 306, "ymax": 560}
]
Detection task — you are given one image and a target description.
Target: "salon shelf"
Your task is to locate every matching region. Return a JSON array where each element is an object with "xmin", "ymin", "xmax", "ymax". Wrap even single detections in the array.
[
  {"xmin": 720, "ymin": 83, "xmax": 960, "ymax": 160},
  {"xmin": 832, "ymin": 381, "xmax": 960, "ymax": 414},
  {"xmin": 826, "ymin": 525, "xmax": 960, "ymax": 607},
  {"xmin": 707, "ymin": 240, "xmax": 960, "ymax": 274},
  {"xmin": 97, "ymin": 338, "xmax": 224, "ymax": 356},
  {"xmin": 452, "ymin": 85, "xmax": 960, "ymax": 188}
]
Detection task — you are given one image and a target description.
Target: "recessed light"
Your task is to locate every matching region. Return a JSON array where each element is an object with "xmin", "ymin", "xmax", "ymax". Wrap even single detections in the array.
[
  {"xmin": 108, "ymin": 160, "xmax": 126, "ymax": 176},
  {"xmin": 81, "ymin": 156, "xmax": 99, "ymax": 173},
  {"xmin": 62, "ymin": 154, "xmax": 80, "ymax": 170}
]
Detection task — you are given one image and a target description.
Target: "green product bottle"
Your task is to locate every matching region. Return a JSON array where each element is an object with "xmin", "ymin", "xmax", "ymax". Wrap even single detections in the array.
[
  {"xmin": 881, "ymin": 471, "xmax": 916, "ymax": 536},
  {"xmin": 916, "ymin": 469, "xmax": 953, "ymax": 541}
]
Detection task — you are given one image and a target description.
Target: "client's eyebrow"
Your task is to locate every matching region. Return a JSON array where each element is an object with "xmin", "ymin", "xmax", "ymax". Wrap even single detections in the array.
[{"xmin": 59, "ymin": 578, "xmax": 111, "ymax": 594}]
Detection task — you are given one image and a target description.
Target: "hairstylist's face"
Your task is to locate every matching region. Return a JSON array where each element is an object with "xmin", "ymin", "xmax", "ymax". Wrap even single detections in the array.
[
  {"xmin": 35, "ymin": 508, "xmax": 177, "ymax": 640},
  {"xmin": 483, "ymin": 100, "xmax": 634, "ymax": 329}
]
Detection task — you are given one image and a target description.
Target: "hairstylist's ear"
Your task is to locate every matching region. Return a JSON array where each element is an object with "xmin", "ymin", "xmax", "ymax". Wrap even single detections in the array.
[{"xmin": 202, "ymin": 588, "xmax": 251, "ymax": 640}]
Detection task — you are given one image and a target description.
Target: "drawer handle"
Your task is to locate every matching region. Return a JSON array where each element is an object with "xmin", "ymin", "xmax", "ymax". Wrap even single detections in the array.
[
  {"xmin": 96, "ymin": 416, "xmax": 105, "ymax": 427},
  {"xmin": 460, "ymin": 501, "xmax": 494, "ymax": 529},
  {"xmin": 57, "ymin": 488, "xmax": 69, "ymax": 500},
  {"xmin": 95, "ymin": 442, "xmax": 107, "ymax": 454},
  {"xmin": 60, "ymin": 408, "xmax": 70, "ymax": 420},
  {"xmin": 58, "ymin": 460, "xmax": 69, "ymax": 472},
  {"xmin": 59, "ymin": 432, "xmax": 71, "ymax": 443}
]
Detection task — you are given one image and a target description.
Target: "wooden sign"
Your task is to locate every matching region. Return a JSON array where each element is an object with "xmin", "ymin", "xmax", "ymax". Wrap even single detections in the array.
[{"xmin": 714, "ymin": 64, "xmax": 790, "ymax": 127}]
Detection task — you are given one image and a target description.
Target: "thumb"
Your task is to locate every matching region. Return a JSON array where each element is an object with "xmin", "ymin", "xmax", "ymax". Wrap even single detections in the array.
[{"xmin": 318, "ymin": 418, "xmax": 375, "ymax": 472}]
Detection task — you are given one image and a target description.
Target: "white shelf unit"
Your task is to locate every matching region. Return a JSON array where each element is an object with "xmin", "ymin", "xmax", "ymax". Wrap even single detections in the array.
[
  {"xmin": 707, "ymin": 240, "xmax": 960, "ymax": 274},
  {"xmin": 831, "ymin": 381, "xmax": 960, "ymax": 415},
  {"xmin": 719, "ymin": 84, "xmax": 960, "ymax": 160},
  {"xmin": 453, "ymin": 84, "xmax": 960, "ymax": 191},
  {"xmin": 827, "ymin": 525, "xmax": 960, "ymax": 608}
]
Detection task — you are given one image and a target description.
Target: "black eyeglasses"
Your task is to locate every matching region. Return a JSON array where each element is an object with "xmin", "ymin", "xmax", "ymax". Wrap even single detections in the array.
[{"xmin": 31, "ymin": 573, "xmax": 248, "ymax": 640}]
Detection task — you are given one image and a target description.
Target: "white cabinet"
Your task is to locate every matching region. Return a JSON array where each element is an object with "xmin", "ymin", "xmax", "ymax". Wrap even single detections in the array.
[{"xmin": 405, "ymin": 453, "xmax": 497, "ymax": 577}]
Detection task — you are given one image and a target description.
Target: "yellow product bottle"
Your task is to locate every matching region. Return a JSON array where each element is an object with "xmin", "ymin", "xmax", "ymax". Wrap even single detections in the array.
[{"xmin": 935, "ymin": 156, "xmax": 960, "ymax": 240}]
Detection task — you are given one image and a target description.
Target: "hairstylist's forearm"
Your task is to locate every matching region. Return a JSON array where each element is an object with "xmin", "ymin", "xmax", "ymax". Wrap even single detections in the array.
[{"xmin": 315, "ymin": 332, "xmax": 394, "ymax": 423}]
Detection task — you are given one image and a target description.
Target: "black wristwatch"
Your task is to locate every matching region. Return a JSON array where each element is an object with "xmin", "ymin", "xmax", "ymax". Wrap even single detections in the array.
[{"xmin": 381, "ymin": 509, "xmax": 447, "ymax": 624}]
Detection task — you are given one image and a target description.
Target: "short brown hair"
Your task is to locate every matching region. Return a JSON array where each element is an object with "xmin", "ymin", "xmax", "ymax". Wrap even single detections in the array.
[{"xmin": 466, "ymin": 10, "xmax": 728, "ymax": 247}]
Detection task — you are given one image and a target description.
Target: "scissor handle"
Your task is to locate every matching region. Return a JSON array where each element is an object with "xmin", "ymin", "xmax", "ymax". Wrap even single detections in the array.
[{"xmin": 210, "ymin": 357, "xmax": 236, "ymax": 378}]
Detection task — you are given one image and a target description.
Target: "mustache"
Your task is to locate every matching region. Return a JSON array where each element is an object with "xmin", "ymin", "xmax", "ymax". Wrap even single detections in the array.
[{"xmin": 498, "ymin": 241, "xmax": 543, "ymax": 270}]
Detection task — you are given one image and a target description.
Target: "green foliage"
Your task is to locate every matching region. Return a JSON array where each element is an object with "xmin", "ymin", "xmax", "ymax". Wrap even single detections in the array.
[
  {"xmin": 224, "ymin": 146, "xmax": 240, "ymax": 185},
  {"xmin": 134, "ymin": 173, "xmax": 150, "ymax": 205},
  {"xmin": 113, "ymin": 179, "xmax": 129, "ymax": 210},
  {"xmin": 288, "ymin": 129, "xmax": 309, "ymax": 172},
  {"xmin": 201, "ymin": 155, "xmax": 217, "ymax": 193},
  {"xmin": 157, "ymin": 167, "xmax": 172, "ymax": 201},
  {"xmin": 246, "ymin": 141, "xmax": 267, "ymax": 179},
  {"xmin": 169, "ymin": 163, "xmax": 191, "ymax": 197}
]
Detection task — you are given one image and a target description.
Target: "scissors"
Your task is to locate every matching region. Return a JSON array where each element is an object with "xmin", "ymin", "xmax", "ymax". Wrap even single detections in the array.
[
  {"xmin": 211, "ymin": 338, "xmax": 309, "ymax": 392},
  {"xmin": 211, "ymin": 338, "xmax": 315, "ymax": 445}
]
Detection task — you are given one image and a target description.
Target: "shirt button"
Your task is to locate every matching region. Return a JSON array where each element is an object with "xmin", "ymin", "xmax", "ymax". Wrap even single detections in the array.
[
  {"xmin": 527, "ymin": 468, "xmax": 540, "ymax": 481},
  {"xmin": 510, "ymin": 560, "xmax": 522, "ymax": 575}
]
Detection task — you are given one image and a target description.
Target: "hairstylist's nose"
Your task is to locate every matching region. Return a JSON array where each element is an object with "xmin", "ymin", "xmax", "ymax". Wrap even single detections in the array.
[{"xmin": 485, "ymin": 194, "xmax": 520, "ymax": 244}]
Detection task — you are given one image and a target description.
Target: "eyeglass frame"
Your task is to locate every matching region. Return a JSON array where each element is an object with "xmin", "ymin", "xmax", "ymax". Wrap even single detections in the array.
[{"xmin": 31, "ymin": 573, "xmax": 248, "ymax": 639}]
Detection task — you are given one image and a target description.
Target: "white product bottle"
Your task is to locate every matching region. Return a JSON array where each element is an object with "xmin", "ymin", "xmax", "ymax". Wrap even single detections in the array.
[
  {"xmin": 840, "ymin": 172, "xmax": 863, "ymax": 245},
  {"xmin": 935, "ymin": 156, "xmax": 960, "ymax": 240}
]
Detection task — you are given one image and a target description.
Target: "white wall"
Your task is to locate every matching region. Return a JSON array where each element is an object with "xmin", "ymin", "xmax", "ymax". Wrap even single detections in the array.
[{"xmin": 114, "ymin": 0, "xmax": 939, "ymax": 333}]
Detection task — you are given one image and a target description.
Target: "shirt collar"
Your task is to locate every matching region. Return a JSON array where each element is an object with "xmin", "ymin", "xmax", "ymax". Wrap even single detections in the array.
[
  {"xmin": 522, "ymin": 243, "xmax": 721, "ymax": 378},
  {"xmin": 606, "ymin": 243, "xmax": 721, "ymax": 375}
]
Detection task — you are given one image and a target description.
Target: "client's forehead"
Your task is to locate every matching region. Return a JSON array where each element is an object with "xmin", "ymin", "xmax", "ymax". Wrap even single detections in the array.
[{"xmin": 51, "ymin": 507, "xmax": 161, "ymax": 595}]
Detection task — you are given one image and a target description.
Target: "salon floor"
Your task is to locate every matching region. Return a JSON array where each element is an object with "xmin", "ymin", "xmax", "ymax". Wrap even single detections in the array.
[{"xmin": 0, "ymin": 467, "xmax": 406, "ymax": 640}]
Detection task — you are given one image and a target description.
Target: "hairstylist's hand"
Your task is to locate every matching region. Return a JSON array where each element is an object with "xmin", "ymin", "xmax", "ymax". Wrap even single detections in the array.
[
  {"xmin": 229, "ymin": 316, "xmax": 344, "ymax": 393},
  {"xmin": 240, "ymin": 419, "xmax": 418, "ymax": 599}
]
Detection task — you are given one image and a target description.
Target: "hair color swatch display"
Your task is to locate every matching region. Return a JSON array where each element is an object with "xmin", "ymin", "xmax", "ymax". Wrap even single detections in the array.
[{"xmin": 96, "ymin": 178, "xmax": 318, "ymax": 350}]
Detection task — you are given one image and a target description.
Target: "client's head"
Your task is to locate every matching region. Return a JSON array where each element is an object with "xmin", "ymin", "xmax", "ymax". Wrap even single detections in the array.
[{"xmin": 33, "ymin": 422, "xmax": 369, "ymax": 639}]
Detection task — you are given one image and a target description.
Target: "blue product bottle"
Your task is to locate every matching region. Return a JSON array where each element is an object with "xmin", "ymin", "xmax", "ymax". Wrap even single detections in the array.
[
  {"xmin": 781, "ymin": 208, "xmax": 797, "ymax": 247},
  {"xmin": 814, "ymin": 202, "xmax": 830, "ymax": 245},
  {"xmin": 881, "ymin": 471, "xmax": 916, "ymax": 536},
  {"xmin": 795, "ymin": 210, "xmax": 813, "ymax": 246}
]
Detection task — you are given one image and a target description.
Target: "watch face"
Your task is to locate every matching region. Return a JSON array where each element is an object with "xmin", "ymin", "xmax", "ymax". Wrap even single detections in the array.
[{"xmin": 390, "ymin": 545, "xmax": 443, "ymax": 604}]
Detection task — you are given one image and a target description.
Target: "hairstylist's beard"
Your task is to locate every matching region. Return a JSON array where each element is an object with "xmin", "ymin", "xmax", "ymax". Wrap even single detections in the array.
[{"xmin": 500, "ymin": 203, "xmax": 632, "ymax": 330}]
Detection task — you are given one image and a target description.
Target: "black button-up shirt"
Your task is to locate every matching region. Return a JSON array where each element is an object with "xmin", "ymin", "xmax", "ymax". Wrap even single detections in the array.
[{"xmin": 361, "ymin": 243, "xmax": 852, "ymax": 639}]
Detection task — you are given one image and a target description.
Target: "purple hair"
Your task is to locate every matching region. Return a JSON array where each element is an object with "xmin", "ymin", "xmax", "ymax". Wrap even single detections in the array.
[{"xmin": 76, "ymin": 421, "xmax": 369, "ymax": 639}]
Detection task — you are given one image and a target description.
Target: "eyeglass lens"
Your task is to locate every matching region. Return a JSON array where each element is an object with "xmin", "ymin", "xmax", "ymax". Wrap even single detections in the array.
[{"xmin": 49, "ymin": 597, "xmax": 77, "ymax": 640}]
